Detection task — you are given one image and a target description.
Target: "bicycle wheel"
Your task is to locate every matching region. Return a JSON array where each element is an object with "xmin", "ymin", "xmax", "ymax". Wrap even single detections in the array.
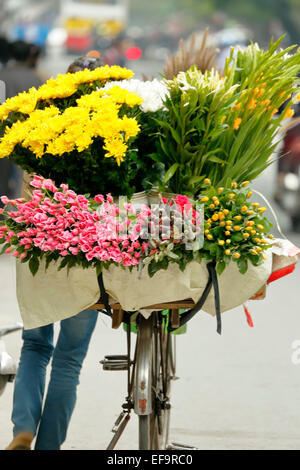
[{"xmin": 134, "ymin": 313, "xmax": 173, "ymax": 450}]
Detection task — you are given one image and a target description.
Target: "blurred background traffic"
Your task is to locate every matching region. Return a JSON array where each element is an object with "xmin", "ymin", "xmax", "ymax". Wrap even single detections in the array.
[
  {"xmin": 1, "ymin": 0, "xmax": 299, "ymax": 75},
  {"xmin": 0, "ymin": 0, "xmax": 300, "ymax": 232}
]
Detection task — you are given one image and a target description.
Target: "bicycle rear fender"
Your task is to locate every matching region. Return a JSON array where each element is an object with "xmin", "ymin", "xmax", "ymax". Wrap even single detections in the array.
[{"xmin": 133, "ymin": 317, "xmax": 153, "ymax": 416}]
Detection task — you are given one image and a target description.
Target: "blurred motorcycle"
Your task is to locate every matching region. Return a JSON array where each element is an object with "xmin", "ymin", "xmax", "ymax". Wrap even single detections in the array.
[
  {"xmin": 274, "ymin": 105, "xmax": 300, "ymax": 231},
  {"xmin": 0, "ymin": 323, "xmax": 22, "ymax": 396}
]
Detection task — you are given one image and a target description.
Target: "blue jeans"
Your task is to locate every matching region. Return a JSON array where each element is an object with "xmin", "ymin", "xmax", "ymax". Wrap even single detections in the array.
[{"xmin": 12, "ymin": 309, "xmax": 98, "ymax": 450}]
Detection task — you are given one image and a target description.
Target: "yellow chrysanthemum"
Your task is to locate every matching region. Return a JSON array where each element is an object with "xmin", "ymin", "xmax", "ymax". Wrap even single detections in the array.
[
  {"xmin": 103, "ymin": 135, "xmax": 128, "ymax": 166},
  {"xmin": 0, "ymin": 81, "xmax": 141, "ymax": 164},
  {"xmin": 98, "ymin": 86, "xmax": 143, "ymax": 107},
  {"xmin": 0, "ymin": 65, "xmax": 135, "ymax": 122},
  {"xmin": 121, "ymin": 115, "xmax": 141, "ymax": 141}
]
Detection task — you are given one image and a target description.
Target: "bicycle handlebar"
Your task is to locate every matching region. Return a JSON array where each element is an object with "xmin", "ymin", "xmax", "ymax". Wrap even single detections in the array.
[{"xmin": 0, "ymin": 323, "xmax": 23, "ymax": 338}]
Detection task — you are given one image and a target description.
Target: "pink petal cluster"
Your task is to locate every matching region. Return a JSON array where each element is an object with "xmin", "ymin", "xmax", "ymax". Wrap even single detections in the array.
[
  {"xmin": 0, "ymin": 176, "xmax": 146, "ymax": 267},
  {"xmin": 0, "ymin": 176, "xmax": 202, "ymax": 269}
]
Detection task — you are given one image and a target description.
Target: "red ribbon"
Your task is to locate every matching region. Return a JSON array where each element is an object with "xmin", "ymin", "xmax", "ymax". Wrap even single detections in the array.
[
  {"xmin": 267, "ymin": 264, "xmax": 296, "ymax": 284},
  {"xmin": 243, "ymin": 304, "xmax": 254, "ymax": 328}
]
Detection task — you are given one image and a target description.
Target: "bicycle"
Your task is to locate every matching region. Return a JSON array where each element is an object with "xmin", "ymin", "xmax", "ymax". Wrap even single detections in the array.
[
  {"xmin": 92, "ymin": 262, "xmax": 219, "ymax": 450},
  {"xmin": 0, "ymin": 323, "xmax": 23, "ymax": 396}
]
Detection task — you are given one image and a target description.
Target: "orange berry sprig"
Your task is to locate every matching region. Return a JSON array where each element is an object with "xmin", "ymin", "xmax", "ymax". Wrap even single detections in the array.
[{"xmin": 198, "ymin": 180, "xmax": 273, "ymax": 274}]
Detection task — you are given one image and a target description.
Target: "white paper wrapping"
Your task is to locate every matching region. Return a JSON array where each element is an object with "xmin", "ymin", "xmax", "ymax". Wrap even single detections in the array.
[
  {"xmin": 16, "ymin": 246, "xmax": 278, "ymax": 330},
  {"xmin": 15, "ymin": 238, "xmax": 300, "ymax": 330},
  {"xmin": 101, "ymin": 252, "xmax": 273, "ymax": 316},
  {"xmin": 16, "ymin": 260, "xmax": 100, "ymax": 329}
]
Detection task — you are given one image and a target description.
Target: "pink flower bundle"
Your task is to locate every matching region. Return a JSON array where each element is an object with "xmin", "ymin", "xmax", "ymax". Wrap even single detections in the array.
[{"xmin": 0, "ymin": 176, "xmax": 202, "ymax": 276}]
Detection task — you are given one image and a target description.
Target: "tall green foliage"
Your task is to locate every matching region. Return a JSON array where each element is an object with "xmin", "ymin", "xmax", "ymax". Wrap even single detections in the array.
[{"xmin": 154, "ymin": 37, "xmax": 300, "ymax": 196}]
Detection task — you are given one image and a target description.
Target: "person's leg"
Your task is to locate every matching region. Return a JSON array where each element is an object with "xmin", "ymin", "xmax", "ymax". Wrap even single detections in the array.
[
  {"xmin": 6, "ymin": 324, "xmax": 54, "ymax": 449},
  {"xmin": 34, "ymin": 309, "xmax": 98, "ymax": 450}
]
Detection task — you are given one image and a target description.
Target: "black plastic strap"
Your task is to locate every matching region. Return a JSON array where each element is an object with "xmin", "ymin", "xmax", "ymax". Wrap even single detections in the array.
[
  {"xmin": 168, "ymin": 263, "xmax": 214, "ymax": 332},
  {"xmin": 207, "ymin": 262, "xmax": 222, "ymax": 335},
  {"xmin": 97, "ymin": 272, "xmax": 112, "ymax": 316},
  {"xmin": 168, "ymin": 261, "xmax": 222, "ymax": 334}
]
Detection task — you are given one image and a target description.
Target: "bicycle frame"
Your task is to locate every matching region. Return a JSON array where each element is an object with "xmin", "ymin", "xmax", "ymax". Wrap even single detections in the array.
[
  {"xmin": 101, "ymin": 310, "xmax": 174, "ymax": 450},
  {"xmin": 95, "ymin": 267, "xmax": 223, "ymax": 449}
]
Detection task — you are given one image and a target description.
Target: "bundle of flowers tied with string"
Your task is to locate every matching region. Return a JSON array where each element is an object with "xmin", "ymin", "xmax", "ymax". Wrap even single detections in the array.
[{"xmin": 0, "ymin": 36, "xmax": 300, "ymax": 331}]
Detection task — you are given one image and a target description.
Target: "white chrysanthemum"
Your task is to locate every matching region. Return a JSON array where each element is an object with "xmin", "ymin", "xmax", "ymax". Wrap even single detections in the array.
[{"xmin": 100, "ymin": 78, "xmax": 168, "ymax": 112}]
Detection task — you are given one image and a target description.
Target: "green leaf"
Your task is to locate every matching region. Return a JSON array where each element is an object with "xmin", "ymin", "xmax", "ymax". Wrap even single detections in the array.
[
  {"xmin": 235, "ymin": 193, "xmax": 246, "ymax": 204},
  {"xmin": 159, "ymin": 136, "xmax": 171, "ymax": 157},
  {"xmin": 168, "ymin": 125, "xmax": 182, "ymax": 145},
  {"xmin": 20, "ymin": 253, "xmax": 30, "ymax": 263},
  {"xmin": 162, "ymin": 163, "xmax": 179, "ymax": 184},
  {"xmin": 148, "ymin": 153, "xmax": 164, "ymax": 163},
  {"xmin": 188, "ymin": 175, "xmax": 204, "ymax": 185},
  {"xmin": 216, "ymin": 261, "xmax": 226, "ymax": 275},
  {"xmin": 237, "ymin": 257, "xmax": 248, "ymax": 274},
  {"xmin": 29, "ymin": 256, "xmax": 40, "ymax": 276},
  {"xmin": 207, "ymin": 155, "xmax": 228, "ymax": 165},
  {"xmin": 0, "ymin": 243, "xmax": 11, "ymax": 255},
  {"xmin": 148, "ymin": 260, "xmax": 165, "ymax": 278},
  {"xmin": 231, "ymin": 232, "xmax": 244, "ymax": 242},
  {"xmin": 209, "ymin": 243, "xmax": 217, "ymax": 256},
  {"xmin": 58, "ymin": 257, "xmax": 68, "ymax": 271},
  {"xmin": 45, "ymin": 255, "xmax": 53, "ymax": 270},
  {"xmin": 223, "ymin": 254, "xmax": 231, "ymax": 265}
]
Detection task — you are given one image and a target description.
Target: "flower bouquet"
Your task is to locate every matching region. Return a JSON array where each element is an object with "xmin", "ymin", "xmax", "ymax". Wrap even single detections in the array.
[
  {"xmin": 0, "ymin": 174, "xmax": 296, "ymax": 330},
  {"xmin": 0, "ymin": 36, "xmax": 300, "ymax": 330},
  {"xmin": 0, "ymin": 65, "xmax": 165, "ymax": 198},
  {"xmin": 154, "ymin": 39, "xmax": 300, "ymax": 196}
]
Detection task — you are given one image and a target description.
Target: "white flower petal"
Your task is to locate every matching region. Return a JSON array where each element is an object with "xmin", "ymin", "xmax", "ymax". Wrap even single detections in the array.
[{"xmin": 99, "ymin": 78, "xmax": 168, "ymax": 113}]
